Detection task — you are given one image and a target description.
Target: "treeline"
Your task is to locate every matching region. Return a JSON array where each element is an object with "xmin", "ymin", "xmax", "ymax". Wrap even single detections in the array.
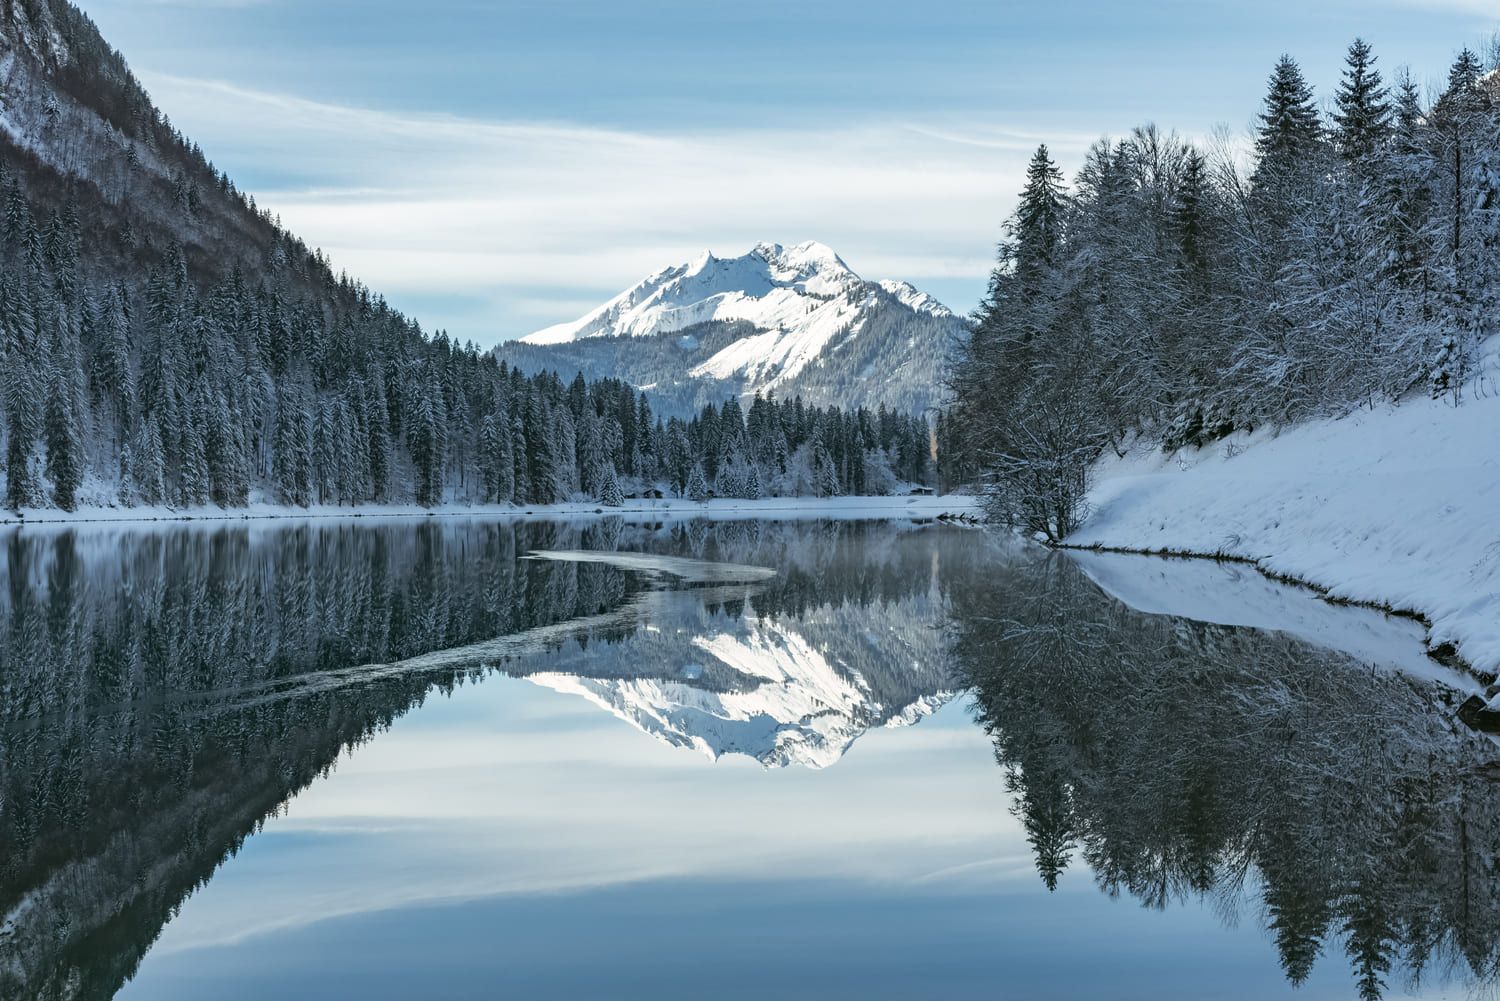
[
  {"xmin": 0, "ymin": 175, "xmax": 936, "ymax": 517},
  {"xmin": 0, "ymin": 176, "xmax": 932, "ymax": 511},
  {"xmin": 951, "ymin": 40, "xmax": 1500, "ymax": 537}
]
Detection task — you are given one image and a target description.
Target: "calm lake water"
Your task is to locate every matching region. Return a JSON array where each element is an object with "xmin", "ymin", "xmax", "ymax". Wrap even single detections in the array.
[{"xmin": 1, "ymin": 517, "xmax": 1496, "ymax": 1001}]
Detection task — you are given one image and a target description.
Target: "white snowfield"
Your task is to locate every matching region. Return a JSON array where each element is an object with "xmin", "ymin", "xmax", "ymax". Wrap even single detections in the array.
[
  {"xmin": 519, "ymin": 240, "xmax": 953, "ymax": 395},
  {"xmin": 1071, "ymin": 369, "xmax": 1500, "ymax": 676}
]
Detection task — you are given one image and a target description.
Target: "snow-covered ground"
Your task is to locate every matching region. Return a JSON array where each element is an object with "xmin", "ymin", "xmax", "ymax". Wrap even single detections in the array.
[
  {"xmin": 0, "ymin": 494, "xmax": 979, "ymax": 530},
  {"xmin": 1071, "ymin": 364, "xmax": 1500, "ymax": 676}
]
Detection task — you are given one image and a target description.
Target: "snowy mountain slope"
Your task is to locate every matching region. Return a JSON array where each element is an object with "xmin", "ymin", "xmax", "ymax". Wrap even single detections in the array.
[
  {"xmin": 0, "ymin": 1, "xmax": 283, "ymax": 280},
  {"xmin": 498, "ymin": 242, "xmax": 967, "ymax": 415},
  {"xmin": 523, "ymin": 242, "xmax": 879, "ymax": 345}
]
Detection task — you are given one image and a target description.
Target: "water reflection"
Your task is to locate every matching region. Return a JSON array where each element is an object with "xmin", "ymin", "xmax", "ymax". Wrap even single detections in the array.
[
  {"xmin": 0, "ymin": 519, "xmax": 1495, "ymax": 1000},
  {"xmin": 953, "ymin": 552, "xmax": 1500, "ymax": 1000},
  {"xmin": 0, "ymin": 519, "xmax": 962, "ymax": 1000}
]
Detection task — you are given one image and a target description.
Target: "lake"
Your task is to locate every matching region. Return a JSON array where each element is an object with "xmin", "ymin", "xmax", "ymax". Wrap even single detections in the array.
[{"xmin": 1, "ymin": 517, "xmax": 1495, "ymax": 1000}]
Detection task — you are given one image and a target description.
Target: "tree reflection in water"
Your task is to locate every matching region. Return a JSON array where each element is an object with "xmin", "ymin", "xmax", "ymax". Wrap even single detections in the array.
[
  {"xmin": 3, "ymin": 521, "xmax": 1497, "ymax": 1000},
  {"xmin": 0, "ymin": 518, "xmax": 956, "ymax": 1000},
  {"xmin": 954, "ymin": 552, "xmax": 1500, "ymax": 1000}
]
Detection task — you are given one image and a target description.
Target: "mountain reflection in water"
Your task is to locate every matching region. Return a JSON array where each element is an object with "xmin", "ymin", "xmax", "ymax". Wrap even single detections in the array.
[{"xmin": 0, "ymin": 517, "xmax": 1495, "ymax": 1000}]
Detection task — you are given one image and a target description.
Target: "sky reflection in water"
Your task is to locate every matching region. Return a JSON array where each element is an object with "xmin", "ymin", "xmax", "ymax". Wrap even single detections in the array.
[
  {"xmin": 123, "ymin": 689, "xmax": 1378, "ymax": 1001},
  {"xmin": 0, "ymin": 519, "xmax": 1485, "ymax": 1000}
]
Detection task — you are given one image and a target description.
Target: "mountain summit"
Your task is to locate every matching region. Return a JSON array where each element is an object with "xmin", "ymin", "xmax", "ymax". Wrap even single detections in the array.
[{"xmin": 500, "ymin": 241, "xmax": 965, "ymax": 415}]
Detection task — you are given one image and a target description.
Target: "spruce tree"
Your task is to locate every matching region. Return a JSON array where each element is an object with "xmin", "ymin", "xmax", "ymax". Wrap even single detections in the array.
[
  {"xmin": 1264, "ymin": 873, "xmax": 1330, "ymax": 987},
  {"xmin": 596, "ymin": 462, "xmax": 624, "ymax": 507},
  {"xmin": 4, "ymin": 348, "xmax": 39, "ymax": 511},
  {"xmin": 1012, "ymin": 144, "xmax": 1067, "ymax": 298},
  {"xmin": 44, "ymin": 365, "xmax": 83, "ymax": 512},
  {"xmin": 479, "ymin": 413, "xmax": 504, "ymax": 502},
  {"xmin": 814, "ymin": 441, "xmax": 841, "ymax": 498},
  {"xmin": 1332, "ymin": 39, "xmax": 1392, "ymax": 163},
  {"xmin": 714, "ymin": 457, "xmax": 742, "ymax": 499},
  {"xmin": 1015, "ymin": 767, "xmax": 1076, "ymax": 892},
  {"xmin": 685, "ymin": 463, "xmax": 710, "ymax": 502},
  {"xmin": 178, "ymin": 391, "xmax": 210, "ymax": 507},
  {"xmin": 274, "ymin": 389, "xmax": 312, "ymax": 506},
  {"xmin": 366, "ymin": 375, "xmax": 391, "ymax": 501},
  {"xmin": 1257, "ymin": 55, "xmax": 1322, "ymax": 166},
  {"xmin": 129, "ymin": 415, "xmax": 166, "ymax": 506},
  {"xmin": 1252, "ymin": 53, "xmax": 1325, "ymax": 224}
]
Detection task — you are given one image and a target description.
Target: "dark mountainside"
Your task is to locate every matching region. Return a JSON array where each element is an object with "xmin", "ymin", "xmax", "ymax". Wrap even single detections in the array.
[{"xmin": 0, "ymin": 0, "xmax": 933, "ymax": 514}]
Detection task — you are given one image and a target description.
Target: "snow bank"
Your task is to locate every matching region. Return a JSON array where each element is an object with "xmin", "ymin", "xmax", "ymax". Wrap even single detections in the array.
[
  {"xmin": 0, "ymin": 494, "xmax": 979, "ymax": 531},
  {"xmin": 1070, "ymin": 374, "xmax": 1500, "ymax": 674}
]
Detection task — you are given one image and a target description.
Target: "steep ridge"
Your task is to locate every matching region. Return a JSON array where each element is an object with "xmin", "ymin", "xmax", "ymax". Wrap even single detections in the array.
[{"xmin": 0, "ymin": 0, "xmax": 290, "ymax": 283}]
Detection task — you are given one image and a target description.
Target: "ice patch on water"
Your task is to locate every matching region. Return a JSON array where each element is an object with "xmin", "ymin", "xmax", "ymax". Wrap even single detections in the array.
[{"xmin": 526, "ymin": 550, "xmax": 777, "ymax": 584}]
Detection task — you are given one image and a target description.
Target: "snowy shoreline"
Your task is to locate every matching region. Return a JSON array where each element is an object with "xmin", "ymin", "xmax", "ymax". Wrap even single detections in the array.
[
  {"xmin": 0, "ymin": 494, "xmax": 982, "ymax": 530},
  {"xmin": 1067, "ymin": 373, "xmax": 1500, "ymax": 678}
]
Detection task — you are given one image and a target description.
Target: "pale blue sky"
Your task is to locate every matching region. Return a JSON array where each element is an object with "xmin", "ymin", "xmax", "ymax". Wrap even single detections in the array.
[{"xmin": 81, "ymin": 0, "xmax": 1498, "ymax": 346}]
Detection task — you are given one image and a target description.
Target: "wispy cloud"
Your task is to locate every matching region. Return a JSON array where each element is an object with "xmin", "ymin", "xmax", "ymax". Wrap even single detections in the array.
[
  {"xmin": 1376, "ymin": 0, "xmax": 1500, "ymax": 17},
  {"xmin": 135, "ymin": 0, "xmax": 272, "ymax": 6},
  {"xmin": 140, "ymin": 73, "xmax": 1073, "ymax": 344}
]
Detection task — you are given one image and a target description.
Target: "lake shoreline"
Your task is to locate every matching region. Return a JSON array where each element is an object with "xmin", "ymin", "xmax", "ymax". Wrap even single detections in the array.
[
  {"xmin": 0, "ymin": 494, "xmax": 983, "ymax": 530},
  {"xmin": 1060, "ymin": 540, "xmax": 1475, "ymax": 677},
  {"xmin": 1067, "ymin": 373, "xmax": 1500, "ymax": 683}
]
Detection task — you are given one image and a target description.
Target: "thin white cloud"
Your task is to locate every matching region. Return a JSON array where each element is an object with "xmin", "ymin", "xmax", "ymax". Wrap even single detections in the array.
[
  {"xmin": 139, "ymin": 73, "xmax": 1066, "ymax": 343},
  {"xmin": 1378, "ymin": 0, "xmax": 1500, "ymax": 16},
  {"xmin": 135, "ymin": 0, "xmax": 271, "ymax": 6}
]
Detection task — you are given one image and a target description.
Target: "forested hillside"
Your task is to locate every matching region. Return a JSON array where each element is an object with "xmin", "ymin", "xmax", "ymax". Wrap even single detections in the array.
[
  {"xmin": 950, "ymin": 40, "xmax": 1500, "ymax": 538},
  {"xmin": 0, "ymin": 0, "xmax": 931, "ymax": 512}
]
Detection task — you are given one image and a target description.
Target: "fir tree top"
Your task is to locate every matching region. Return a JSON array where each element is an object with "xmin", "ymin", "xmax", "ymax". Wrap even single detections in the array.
[
  {"xmin": 1332, "ymin": 38, "xmax": 1392, "ymax": 162},
  {"xmin": 1008, "ymin": 144, "xmax": 1066, "ymax": 293},
  {"xmin": 1257, "ymin": 55, "xmax": 1322, "ymax": 165},
  {"xmin": 1435, "ymin": 47, "xmax": 1490, "ymax": 122}
]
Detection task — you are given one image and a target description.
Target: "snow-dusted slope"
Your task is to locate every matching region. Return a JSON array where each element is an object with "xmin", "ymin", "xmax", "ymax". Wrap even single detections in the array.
[
  {"xmin": 499, "ymin": 242, "xmax": 966, "ymax": 415},
  {"xmin": 1070, "ymin": 343, "xmax": 1500, "ymax": 677}
]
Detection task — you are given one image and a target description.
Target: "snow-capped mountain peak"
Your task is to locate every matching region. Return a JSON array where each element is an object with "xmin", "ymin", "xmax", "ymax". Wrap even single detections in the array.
[
  {"xmin": 520, "ymin": 240, "xmax": 871, "ymax": 347},
  {"xmin": 751, "ymin": 240, "xmax": 860, "ymax": 292},
  {"xmin": 502, "ymin": 241, "xmax": 967, "ymax": 415}
]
